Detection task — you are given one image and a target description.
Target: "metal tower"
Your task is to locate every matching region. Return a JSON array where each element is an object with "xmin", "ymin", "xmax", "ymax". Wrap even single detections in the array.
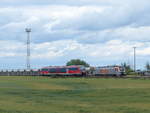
[
  {"xmin": 133, "ymin": 47, "xmax": 136, "ymax": 72},
  {"xmin": 25, "ymin": 28, "xmax": 31, "ymax": 70}
]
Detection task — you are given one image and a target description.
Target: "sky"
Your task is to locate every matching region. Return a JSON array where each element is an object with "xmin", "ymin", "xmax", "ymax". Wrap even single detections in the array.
[{"xmin": 0, "ymin": 0, "xmax": 150, "ymax": 70}]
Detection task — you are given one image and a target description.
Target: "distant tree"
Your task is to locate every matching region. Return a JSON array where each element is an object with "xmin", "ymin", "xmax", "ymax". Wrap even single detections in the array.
[
  {"xmin": 145, "ymin": 62, "xmax": 150, "ymax": 71},
  {"xmin": 66, "ymin": 59, "xmax": 90, "ymax": 67},
  {"xmin": 121, "ymin": 62, "xmax": 133, "ymax": 74}
]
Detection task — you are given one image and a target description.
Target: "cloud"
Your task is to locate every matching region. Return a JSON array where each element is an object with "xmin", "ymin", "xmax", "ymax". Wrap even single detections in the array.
[
  {"xmin": 0, "ymin": 0, "xmax": 125, "ymax": 6},
  {"xmin": 1, "ymin": 2, "xmax": 150, "ymax": 43},
  {"xmin": 0, "ymin": 0, "xmax": 150, "ymax": 69},
  {"xmin": 0, "ymin": 39, "xmax": 147, "ymax": 68}
]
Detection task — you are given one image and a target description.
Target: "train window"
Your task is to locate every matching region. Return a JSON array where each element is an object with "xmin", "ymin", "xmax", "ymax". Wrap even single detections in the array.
[
  {"xmin": 42, "ymin": 69, "xmax": 48, "ymax": 71},
  {"xmin": 49, "ymin": 68, "xmax": 57, "ymax": 73},
  {"xmin": 119, "ymin": 67, "xmax": 124, "ymax": 72},
  {"xmin": 80, "ymin": 66, "xmax": 85, "ymax": 70},
  {"xmin": 68, "ymin": 68, "xmax": 78, "ymax": 71},
  {"xmin": 59, "ymin": 68, "xmax": 67, "ymax": 73}
]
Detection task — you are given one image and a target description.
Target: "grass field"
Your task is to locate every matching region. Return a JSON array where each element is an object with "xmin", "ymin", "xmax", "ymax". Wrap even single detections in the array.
[{"xmin": 0, "ymin": 77, "xmax": 150, "ymax": 113}]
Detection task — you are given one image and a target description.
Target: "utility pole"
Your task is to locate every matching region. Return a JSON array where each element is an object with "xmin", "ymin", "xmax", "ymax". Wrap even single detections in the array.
[
  {"xmin": 25, "ymin": 28, "xmax": 31, "ymax": 70},
  {"xmin": 133, "ymin": 47, "xmax": 136, "ymax": 72}
]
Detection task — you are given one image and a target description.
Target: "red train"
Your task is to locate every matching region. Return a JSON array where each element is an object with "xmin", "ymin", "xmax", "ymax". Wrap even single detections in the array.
[{"xmin": 40, "ymin": 65, "xmax": 86, "ymax": 76}]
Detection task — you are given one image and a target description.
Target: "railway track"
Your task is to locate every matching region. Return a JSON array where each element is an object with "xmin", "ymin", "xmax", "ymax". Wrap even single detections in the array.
[
  {"xmin": 86, "ymin": 76, "xmax": 150, "ymax": 79},
  {"xmin": 0, "ymin": 70, "xmax": 150, "ymax": 79},
  {"xmin": 27, "ymin": 75, "xmax": 150, "ymax": 79},
  {"xmin": 86, "ymin": 75, "xmax": 149, "ymax": 78}
]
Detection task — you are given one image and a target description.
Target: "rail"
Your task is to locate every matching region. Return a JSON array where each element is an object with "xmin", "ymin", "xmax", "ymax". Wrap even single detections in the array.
[{"xmin": 0, "ymin": 70, "xmax": 149, "ymax": 79}]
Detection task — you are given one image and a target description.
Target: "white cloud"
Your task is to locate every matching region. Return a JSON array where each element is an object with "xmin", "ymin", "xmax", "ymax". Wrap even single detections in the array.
[
  {"xmin": 0, "ymin": 39, "xmax": 145, "ymax": 59},
  {"xmin": 0, "ymin": 0, "xmax": 150, "ymax": 69},
  {"xmin": 1, "ymin": 3, "xmax": 150, "ymax": 43}
]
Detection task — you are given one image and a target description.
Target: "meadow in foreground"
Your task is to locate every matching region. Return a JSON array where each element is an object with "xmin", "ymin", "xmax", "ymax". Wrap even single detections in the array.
[{"xmin": 0, "ymin": 76, "xmax": 149, "ymax": 113}]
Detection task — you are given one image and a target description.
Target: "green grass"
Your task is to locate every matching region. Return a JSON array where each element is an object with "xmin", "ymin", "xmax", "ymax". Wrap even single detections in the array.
[{"xmin": 0, "ymin": 77, "xmax": 149, "ymax": 113}]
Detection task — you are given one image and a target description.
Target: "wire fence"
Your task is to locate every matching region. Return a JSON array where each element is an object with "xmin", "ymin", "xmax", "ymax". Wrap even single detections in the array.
[
  {"xmin": 0, "ymin": 64, "xmax": 43, "ymax": 76},
  {"xmin": 0, "ymin": 69, "xmax": 41, "ymax": 76}
]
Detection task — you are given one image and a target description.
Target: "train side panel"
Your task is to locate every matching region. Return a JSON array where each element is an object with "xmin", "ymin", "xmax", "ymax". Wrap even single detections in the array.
[
  {"xmin": 40, "ymin": 66, "xmax": 85, "ymax": 76},
  {"xmin": 93, "ymin": 66, "xmax": 125, "ymax": 76}
]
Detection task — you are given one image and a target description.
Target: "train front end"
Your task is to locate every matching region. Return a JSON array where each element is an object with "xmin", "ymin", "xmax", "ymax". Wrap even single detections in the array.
[{"xmin": 94, "ymin": 66, "xmax": 126, "ymax": 76}]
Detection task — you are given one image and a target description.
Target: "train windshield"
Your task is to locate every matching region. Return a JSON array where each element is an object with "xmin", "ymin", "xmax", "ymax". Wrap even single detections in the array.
[{"xmin": 119, "ymin": 67, "xmax": 125, "ymax": 72}]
